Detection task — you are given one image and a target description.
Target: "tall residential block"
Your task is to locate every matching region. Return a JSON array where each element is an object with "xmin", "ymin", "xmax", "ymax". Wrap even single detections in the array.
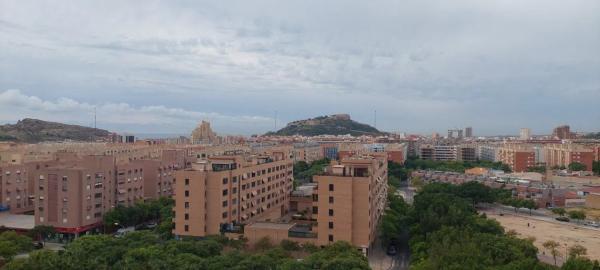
[
  {"xmin": 173, "ymin": 151, "xmax": 293, "ymax": 237},
  {"xmin": 312, "ymin": 155, "xmax": 387, "ymax": 252}
]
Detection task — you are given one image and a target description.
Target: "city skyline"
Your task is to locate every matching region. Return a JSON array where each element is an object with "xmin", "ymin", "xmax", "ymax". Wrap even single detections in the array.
[{"xmin": 1, "ymin": 1, "xmax": 599, "ymax": 135}]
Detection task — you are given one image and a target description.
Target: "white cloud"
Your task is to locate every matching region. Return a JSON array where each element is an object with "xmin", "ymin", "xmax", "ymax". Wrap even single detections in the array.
[
  {"xmin": 0, "ymin": 1, "xmax": 598, "ymax": 135},
  {"xmin": 0, "ymin": 89, "xmax": 273, "ymax": 134}
]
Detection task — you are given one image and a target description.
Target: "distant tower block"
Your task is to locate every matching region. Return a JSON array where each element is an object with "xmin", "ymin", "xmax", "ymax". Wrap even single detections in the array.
[
  {"xmin": 520, "ymin": 128, "xmax": 531, "ymax": 140},
  {"xmin": 191, "ymin": 120, "xmax": 217, "ymax": 144},
  {"xmin": 464, "ymin": 127, "xmax": 472, "ymax": 138}
]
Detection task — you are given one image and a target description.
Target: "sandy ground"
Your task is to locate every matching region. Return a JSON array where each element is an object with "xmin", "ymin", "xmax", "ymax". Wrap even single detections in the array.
[{"xmin": 485, "ymin": 211, "xmax": 600, "ymax": 261}]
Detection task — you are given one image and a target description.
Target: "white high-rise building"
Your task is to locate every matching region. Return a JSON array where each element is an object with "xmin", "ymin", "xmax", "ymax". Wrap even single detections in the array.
[{"xmin": 520, "ymin": 128, "xmax": 531, "ymax": 140}]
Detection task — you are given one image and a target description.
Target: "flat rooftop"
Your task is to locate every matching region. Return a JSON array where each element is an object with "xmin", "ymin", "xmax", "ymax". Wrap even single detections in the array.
[
  {"xmin": 246, "ymin": 222, "xmax": 294, "ymax": 231},
  {"xmin": 0, "ymin": 212, "xmax": 35, "ymax": 230}
]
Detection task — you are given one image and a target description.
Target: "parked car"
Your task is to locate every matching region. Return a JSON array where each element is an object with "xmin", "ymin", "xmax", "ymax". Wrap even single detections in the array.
[
  {"xmin": 556, "ymin": 216, "xmax": 570, "ymax": 222},
  {"xmin": 33, "ymin": 241, "xmax": 44, "ymax": 249},
  {"xmin": 114, "ymin": 226, "xmax": 136, "ymax": 237},
  {"xmin": 386, "ymin": 245, "xmax": 397, "ymax": 256}
]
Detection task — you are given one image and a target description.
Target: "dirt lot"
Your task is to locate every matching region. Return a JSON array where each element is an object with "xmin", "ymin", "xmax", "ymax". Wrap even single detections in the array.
[{"xmin": 484, "ymin": 211, "xmax": 600, "ymax": 260}]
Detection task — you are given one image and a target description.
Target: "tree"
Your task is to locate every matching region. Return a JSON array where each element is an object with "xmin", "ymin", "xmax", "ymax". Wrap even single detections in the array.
[
  {"xmin": 562, "ymin": 257, "xmax": 597, "ymax": 270},
  {"xmin": 411, "ymin": 175, "xmax": 424, "ymax": 189},
  {"xmin": 552, "ymin": 208, "xmax": 567, "ymax": 217},
  {"xmin": 280, "ymin": 240, "xmax": 300, "ymax": 251},
  {"xmin": 457, "ymin": 181, "xmax": 495, "ymax": 207},
  {"xmin": 254, "ymin": 236, "xmax": 273, "ymax": 251},
  {"xmin": 27, "ymin": 225, "xmax": 55, "ymax": 243},
  {"xmin": 0, "ymin": 231, "xmax": 33, "ymax": 261},
  {"xmin": 543, "ymin": 240, "xmax": 561, "ymax": 266},
  {"xmin": 593, "ymin": 161, "xmax": 600, "ymax": 176},
  {"xmin": 3, "ymin": 250, "xmax": 66, "ymax": 270},
  {"xmin": 568, "ymin": 244, "xmax": 588, "ymax": 258},
  {"xmin": 522, "ymin": 200, "xmax": 538, "ymax": 215},
  {"xmin": 568, "ymin": 210, "xmax": 586, "ymax": 223},
  {"xmin": 569, "ymin": 162, "xmax": 587, "ymax": 172}
]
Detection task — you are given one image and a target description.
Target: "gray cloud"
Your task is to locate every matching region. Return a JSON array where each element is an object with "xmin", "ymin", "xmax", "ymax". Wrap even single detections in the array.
[{"xmin": 0, "ymin": 0, "xmax": 599, "ymax": 135}]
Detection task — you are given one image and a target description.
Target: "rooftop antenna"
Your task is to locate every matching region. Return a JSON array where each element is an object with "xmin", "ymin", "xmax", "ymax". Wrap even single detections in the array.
[
  {"xmin": 274, "ymin": 110, "xmax": 278, "ymax": 131},
  {"xmin": 94, "ymin": 107, "xmax": 97, "ymax": 130},
  {"xmin": 374, "ymin": 110, "xmax": 377, "ymax": 129}
]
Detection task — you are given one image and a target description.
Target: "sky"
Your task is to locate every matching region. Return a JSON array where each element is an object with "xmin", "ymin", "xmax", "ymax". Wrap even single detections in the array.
[{"xmin": 0, "ymin": 0, "xmax": 599, "ymax": 136}]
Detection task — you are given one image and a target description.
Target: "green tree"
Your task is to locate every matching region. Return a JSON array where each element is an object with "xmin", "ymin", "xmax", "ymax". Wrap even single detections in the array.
[
  {"xmin": 569, "ymin": 162, "xmax": 587, "ymax": 172},
  {"xmin": 0, "ymin": 231, "xmax": 33, "ymax": 261},
  {"xmin": 543, "ymin": 240, "xmax": 562, "ymax": 266},
  {"xmin": 568, "ymin": 244, "xmax": 587, "ymax": 259},
  {"xmin": 280, "ymin": 240, "xmax": 300, "ymax": 251},
  {"xmin": 568, "ymin": 210, "xmax": 586, "ymax": 223},
  {"xmin": 522, "ymin": 199, "xmax": 538, "ymax": 215},
  {"xmin": 562, "ymin": 257, "xmax": 597, "ymax": 270},
  {"xmin": 27, "ymin": 225, "xmax": 55, "ymax": 243},
  {"xmin": 254, "ymin": 236, "xmax": 273, "ymax": 251},
  {"xmin": 552, "ymin": 208, "xmax": 567, "ymax": 217},
  {"xmin": 3, "ymin": 250, "xmax": 66, "ymax": 270}
]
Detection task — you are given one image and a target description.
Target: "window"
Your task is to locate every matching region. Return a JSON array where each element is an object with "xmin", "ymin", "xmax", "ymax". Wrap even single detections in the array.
[
  {"xmin": 329, "ymin": 184, "xmax": 334, "ymax": 191},
  {"xmin": 185, "ymin": 178, "xmax": 189, "ymax": 185},
  {"xmin": 329, "ymin": 196, "xmax": 334, "ymax": 204},
  {"xmin": 184, "ymin": 213, "xmax": 189, "ymax": 220},
  {"xmin": 328, "ymin": 235, "xmax": 334, "ymax": 242},
  {"xmin": 222, "ymin": 212, "xmax": 228, "ymax": 218},
  {"xmin": 184, "ymin": 225, "xmax": 189, "ymax": 232},
  {"xmin": 222, "ymin": 189, "xmax": 228, "ymax": 196},
  {"xmin": 223, "ymin": 178, "xmax": 228, "ymax": 185},
  {"xmin": 184, "ymin": 202, "xmax": 190, "ymax": 209},
  {"xmin": 328, "ymin": 222, "xmax": 334, "ymax": 229},
  {"xmin": 232, "ymin": 187, "xmax": 237, "ymax": 194},
  {"xmin": 185, "ymin": 190, "xmax": 189, "ymax": 197},
  {"xmin": 312, "ymin": 206, "xmax": 318, "ymax": 214},
  {"xmin": 329, "ymin": 209, "xmax": 334, "ymax": 216},
  {"xmin": 222, "ymin": 200, "xmax": 228, "ymax": 207}
]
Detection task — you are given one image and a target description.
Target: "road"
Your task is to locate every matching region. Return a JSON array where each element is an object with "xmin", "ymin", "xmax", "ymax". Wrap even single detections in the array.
[
  {"xmin": 368, "ymin": 184, "xmax": 412, "ymax": 270},
  {"xmin": 480, "ymin": 204, "xmax": 600, "ymax": 232}
]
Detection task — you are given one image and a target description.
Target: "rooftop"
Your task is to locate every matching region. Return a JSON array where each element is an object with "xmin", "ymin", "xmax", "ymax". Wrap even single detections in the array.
[{"xmin": 0, "ymin": 212, "xmax": 35, "ymax": 230}]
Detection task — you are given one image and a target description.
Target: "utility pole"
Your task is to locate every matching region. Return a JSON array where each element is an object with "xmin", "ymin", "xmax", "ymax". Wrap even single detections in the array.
[{"xmin": 374, "ymin": 110, "xmax": 377, "ymax": 129}]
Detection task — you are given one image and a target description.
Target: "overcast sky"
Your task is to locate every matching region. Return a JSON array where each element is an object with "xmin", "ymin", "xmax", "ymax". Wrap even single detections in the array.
[{"xmin": 1, "ymin": 1, "xmax": 599, "ymax": 136}]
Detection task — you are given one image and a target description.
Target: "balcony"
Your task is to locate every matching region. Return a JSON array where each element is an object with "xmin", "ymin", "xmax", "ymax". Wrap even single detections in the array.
[{"xmin": 288, "ymin": 224, "xmax": 317, "ymax": 239}]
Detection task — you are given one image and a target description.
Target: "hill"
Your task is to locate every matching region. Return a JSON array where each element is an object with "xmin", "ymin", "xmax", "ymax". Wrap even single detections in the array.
[
  {"xmin": 0, "ymin": 118, "xmax": 111, "ymax": 143},
  {"xmin": 266, "ymin": 114, "xmax": 385, "ymax": 136}
]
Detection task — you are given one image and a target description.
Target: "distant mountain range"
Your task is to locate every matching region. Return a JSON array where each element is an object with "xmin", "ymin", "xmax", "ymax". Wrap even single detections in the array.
[
  {"xmin": 266, "ymin": 114, "xmax": 385, "ymax": 136},
  {"xmin": 0, "ymin": 118, "xmax": 111, "ymax": 143}
]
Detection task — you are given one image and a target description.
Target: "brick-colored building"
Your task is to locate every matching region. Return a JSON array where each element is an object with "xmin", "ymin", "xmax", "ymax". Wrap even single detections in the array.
[
  {"xmin": 312, "ymin": 156, "xmax": 387, "ymax": 252},
  {"xmin": 496, "ymin": 145, "xmax": 536, "ymax": 172},
  {"xmin": 544, "ymin": 144, "xmax": 594, "ymax": 171},
  {"xmin": 172, "ymin": 151, "xmax": 294, "ymax": 237}
]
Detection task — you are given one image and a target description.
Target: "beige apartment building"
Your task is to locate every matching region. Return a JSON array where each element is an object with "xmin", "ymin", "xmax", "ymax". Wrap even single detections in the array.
[
  {"xmin": 312, "ymin": 156, "xmax": 388, "ymax": 251},
  {"xmin": 292, "ymin": 143, "xmax": 323, "ymax": 163},
  {"xmin": 173, "ymin": 150, "xmax": 294, "ymax": 237},
  {"xmin": 242, "ymin": 154, "xmax": 388, "ymax": 255},
  {"xmin": 544, "ymin": 143, "xmax": 594, "ymax": 171},
  {"xmin": 496, "ymin": 144, "xmax": 536, "ymax": 172},
  {"xmin": 35, "ymin": 155, "xmax": 116, "ymax": 237}
]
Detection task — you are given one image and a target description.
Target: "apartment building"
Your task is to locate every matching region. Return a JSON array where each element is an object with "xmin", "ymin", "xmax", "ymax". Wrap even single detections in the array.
[
  {"xmin": 35, "ymin": 155, "xmax": 116, "ymax": 237},
  {"xmin": 173, "ymin": 151, "xmax": 294, "ymax": 238},
  {"xmin": 496, "ymin": 145, "xmax": 536, "ymax": 172},
  {"xmin": 115, "ymin": 162, "xmax": 145, "ymax": 207},
  {"xmin": 456, "ymin": 145, "xmax": 477, "ymax": 162},
  {"xmin": 312, "ymin": 156, "xmax": 388, "ymax": 253},
  {"xmin": 418, "ymin": 144, "xmax": 457, "ymax": 161},
  {"xmin": 544, "ymin": 144, "xmax": 594, "ymax": 171},
  {"xmin": 292, "ymin": 143, "xmax": 324, "ymax": 163}
]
